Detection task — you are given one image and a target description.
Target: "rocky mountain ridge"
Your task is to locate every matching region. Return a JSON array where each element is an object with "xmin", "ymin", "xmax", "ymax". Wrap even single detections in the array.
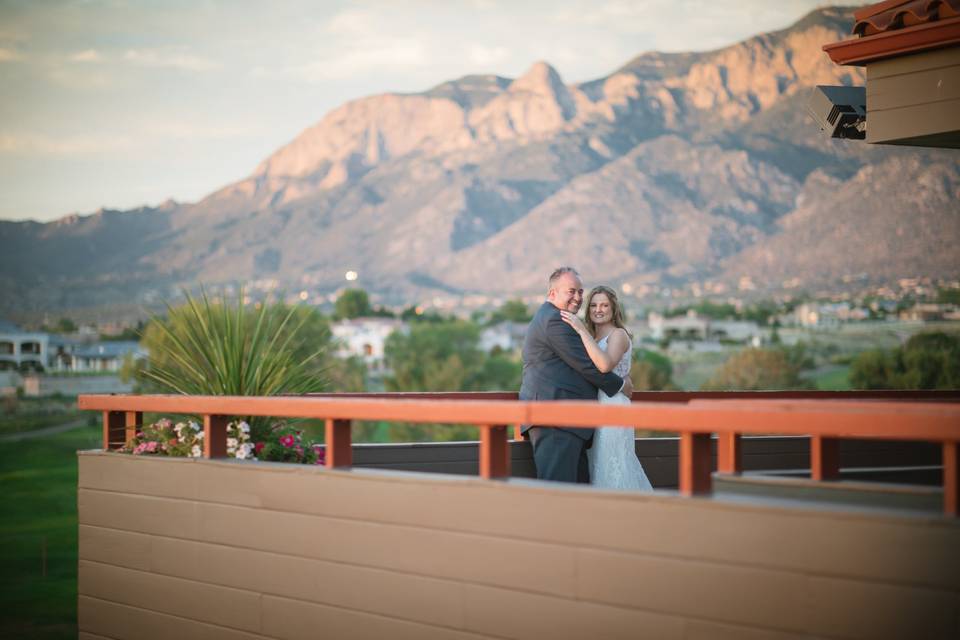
[{"xmin": 2, "ymin": 6, "xmax": 957, "ymax": 314}]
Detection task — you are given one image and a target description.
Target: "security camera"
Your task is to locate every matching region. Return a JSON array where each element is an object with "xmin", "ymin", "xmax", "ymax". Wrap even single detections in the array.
[{"xmin": 808, "ymin": 85, "xmax": 866, "ymax": 140}]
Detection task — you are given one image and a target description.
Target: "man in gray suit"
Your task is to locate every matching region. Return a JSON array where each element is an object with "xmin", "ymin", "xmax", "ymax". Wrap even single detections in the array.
[{"xmin": 520, "ymin": 267, "xmax": 631, "ymax": 483}]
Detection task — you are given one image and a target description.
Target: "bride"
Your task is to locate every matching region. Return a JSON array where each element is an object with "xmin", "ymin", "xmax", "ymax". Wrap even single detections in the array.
[{"xmin": 560, "ymin": 286, "xmax": 653, "ymax": 491}]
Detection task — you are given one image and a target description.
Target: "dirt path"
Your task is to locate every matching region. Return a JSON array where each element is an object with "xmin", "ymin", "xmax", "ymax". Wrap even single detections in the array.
[{"xmin": 0, "ymin": 419, "xmax": 90, "ymax": 443}]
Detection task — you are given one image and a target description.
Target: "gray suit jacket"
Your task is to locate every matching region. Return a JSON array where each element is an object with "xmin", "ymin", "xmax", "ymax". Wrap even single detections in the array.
[{"xmin": 519, "ymin": 301, "xmax": 625, "ymax": 440}]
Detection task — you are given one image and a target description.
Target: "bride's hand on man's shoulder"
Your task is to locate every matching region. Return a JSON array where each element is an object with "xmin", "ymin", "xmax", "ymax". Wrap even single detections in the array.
[{"xmin": 559, "ymin": 310, "xmax": 587, "ymax": 334}]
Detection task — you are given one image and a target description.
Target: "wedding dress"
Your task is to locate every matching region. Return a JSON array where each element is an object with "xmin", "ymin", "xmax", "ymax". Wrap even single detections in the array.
[{"xmin": 588, "ymin": 334, "xmax": 654, "ymax": 491}]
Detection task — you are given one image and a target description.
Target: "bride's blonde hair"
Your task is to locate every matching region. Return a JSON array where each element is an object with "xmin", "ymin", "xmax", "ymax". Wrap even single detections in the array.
[{"xmin": 584, "ymin": 285, "xmax": 631, "ymax": 339}]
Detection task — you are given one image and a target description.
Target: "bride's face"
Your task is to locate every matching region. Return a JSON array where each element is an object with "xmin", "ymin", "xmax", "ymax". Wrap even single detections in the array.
[{"xmin": 589, "ymin": 292, "xmax": 613, "ymax": 326}]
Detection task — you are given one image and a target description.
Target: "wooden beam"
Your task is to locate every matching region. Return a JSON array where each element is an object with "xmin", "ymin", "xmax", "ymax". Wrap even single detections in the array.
[
  {"xmin": 679, "ymin": 432, "xmax": 712, "ymax": 496},
  {"xmin": 944, "ymin": 441, "xmax": 958, "ymax": 517},
  {"xmin": 102, "ymin": 411, "xmax": 125, "ymax": 450},
  {"xmin": 811, "ymin": 435, "xmax": 841, "ymax": 481},
  {"xmin": 717, "ymin": 432, "xmax": 742, "ymax": 474},
  {"xmin": 203, "ymin": 415, "xmax": 228, "ymax": 459},
  {"xmin": 480, "ymin": 425, "xmax": 510, "ymax": 480},
  {"xmin": 325, "ymin": 418, "xmax": 352, "ymax": 468},
  {"xmin": 124, "ymin": 411, "xmax": 142, "ymax": 447}
]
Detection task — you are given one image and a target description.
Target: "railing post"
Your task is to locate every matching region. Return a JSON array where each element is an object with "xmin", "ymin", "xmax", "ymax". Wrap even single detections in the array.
[
  {"xmin": 944, "ymin": 441, "xmax": 958, "ymax": 517},
  {"xmin": 125, "ymin": 411, "xmax": 142, "ymax": 446},
  {"xmin": 480, "ymin": 425, "xmax": 510, "ymax": 479},
  {"xmin": 203, "ymin": 415, "xmax": 228, "ymax": 458},
  {"xmin": 717, "ymin": 432, "xmax": 742, "ymax": 474},
  {"xmin": 102, "ymin": 411, "xmax": 125, "ymax": 450},
  {"xmin": 325, "ymin": 418, "xmax": 352, "ymax": 468},
  {"xmin": 513, "ymin": 424, "xmax": 522, "ymax": 441},
  {"xmin": 680, "ymin": 431, "xmax": 712, "ymax": 495},
  {"xmin": 811, "ymin": 435, "xmax": 840, "ymax": 481}
]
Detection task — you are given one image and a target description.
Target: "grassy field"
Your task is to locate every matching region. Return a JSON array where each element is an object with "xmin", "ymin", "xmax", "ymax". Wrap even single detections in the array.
[{"xmin": 0, "ymin": 423, "xmax": 100, "ymax": 639}]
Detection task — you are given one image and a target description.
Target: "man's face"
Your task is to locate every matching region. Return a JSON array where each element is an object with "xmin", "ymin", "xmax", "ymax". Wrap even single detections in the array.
[{"xmin": 548, "ymin": 272, "xmax": 584, "ymax": 313}]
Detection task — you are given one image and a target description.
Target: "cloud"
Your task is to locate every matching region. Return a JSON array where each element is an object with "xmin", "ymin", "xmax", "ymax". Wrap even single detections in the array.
[
  {"xmin": 69, "ymin": 49, "xmax": 102, "ymax": 63},
  {"xmin": 469, "ymin": 45, "xmax": 510, "ymax": 67},
  {"xmin": 0, "ymin": 47, "xmax": 22, "ymax": 62},
  {"xmin": 0, "ymin": 132, "xmax": 133, "ymax": 155},
  {"xmin": 123, "ymin": 49, "xmax": 220, "ymax": 72}
]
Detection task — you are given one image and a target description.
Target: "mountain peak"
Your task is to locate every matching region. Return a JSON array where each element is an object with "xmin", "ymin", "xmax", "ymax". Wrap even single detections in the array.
[{"xmin": 510, "ymin": 61, "xmax": 565, "ymax": 95}]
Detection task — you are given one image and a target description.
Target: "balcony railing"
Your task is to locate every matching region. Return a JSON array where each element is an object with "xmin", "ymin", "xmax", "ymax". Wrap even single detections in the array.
[{"xmin": 77, "ymin": 390, "xmax": 960, "ymax": 516}]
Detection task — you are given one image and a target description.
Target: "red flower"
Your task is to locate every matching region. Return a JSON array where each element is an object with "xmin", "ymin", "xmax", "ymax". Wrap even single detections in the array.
[
  {"xmin": 254, "ymin": 442, "xmax": 265, "ymax": 454},
  {"xmin": 279, "ymin": 434, "xmax": 295, "ymax": 448}
]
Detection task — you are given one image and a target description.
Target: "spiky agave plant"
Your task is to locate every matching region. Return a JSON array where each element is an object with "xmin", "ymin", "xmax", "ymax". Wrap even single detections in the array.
[{"xmin": 141, "ymin": 288, "xmax": 328, "ymax": 437}]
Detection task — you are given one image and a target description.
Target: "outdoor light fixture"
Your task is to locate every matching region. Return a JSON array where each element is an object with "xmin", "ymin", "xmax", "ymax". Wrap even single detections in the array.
[{"xmin": 808, "ymin": 85, "xmax": 867, "ymax": 140}]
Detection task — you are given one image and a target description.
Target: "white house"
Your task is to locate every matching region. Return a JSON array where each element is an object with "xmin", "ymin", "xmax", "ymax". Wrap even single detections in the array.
[
  {"xmin": 479, "ymin": 321, "xmax": 528, "ymax": 353},
  {"xmin": 0, "ymin": 320, "xmax": 49, "ymax": 372},
  {"xmin": 331, "ymin": 318, "xmax": 407, "ymax": 370},
  {"xmin": 68, "ymin": 341, "xmax": 146, "ymax": 373}
]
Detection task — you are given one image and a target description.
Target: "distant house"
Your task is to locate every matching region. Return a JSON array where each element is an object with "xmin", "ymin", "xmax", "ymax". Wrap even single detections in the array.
[
  {"xmin": 649, "ymin": 311, "xmax": 762, "ymax": 345},
  {"xmin": 479, "ymin": 321, "xmax": 528, "ymax": 353},
  {"xmin": 793, "ymin": 302, "xmax": 870, "ymax": 327},
  {"xmin": 67, "ymin": 341, "xmax": 146, "ymax": 373},
  {"xmin": 331, "ymin": 318, "xmax": 406, "ymax": 370},
  {"xmin": 0, "ymin": 320, "xmax": 49, "ymax": 372},
  {"xmin": 900, "ymin": 303, "xmax": 960, "ymax": 322}
]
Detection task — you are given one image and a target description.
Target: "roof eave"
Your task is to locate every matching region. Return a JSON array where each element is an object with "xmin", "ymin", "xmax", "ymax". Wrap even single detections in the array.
[{"xmin": 823, "ymin": 16, "xmax": 960, "ymax": 66}]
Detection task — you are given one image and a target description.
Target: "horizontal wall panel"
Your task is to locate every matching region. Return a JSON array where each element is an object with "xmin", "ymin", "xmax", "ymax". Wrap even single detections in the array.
[
  {"xmin": 682, "ymin": 620, "xmax": 813, "ymax": 640},
  {"xmin": 78, "ymin": 454, "xmax": 960, "ymax": 591},
  {"xmin": 868, "ymin": 97, "xmax": 960, "ymax": 143},
  {"xmin": 79, "ymin": 488, "xmax": 200, "ymax": 539},
  {"xmin": 79, "ymin": 560, "xmax": 262, "ymax": 633},
  {"xmin": 196, "ymin": 500, "xmax": 579, "ymax": 597},
  {"xmin": 868, "ymin": 47, "xmax": 960, "ymax": 80},
  {"xmin": 79, "ymin": 525, "xmax": 465, "ymax": 629},
  {"xmin": 868, "ymin": 64, "xmax": 960, "ymax": 110},
  {"xmin": 576, "ymin": 548, "xmax": 808, "ymax": 632},
  {"xmin": 461, "ymin": 582, "xmax": 685, "ymax": 640},
  {"xmin": 79, "ymin": 522, "xmax": 152, "ymax": 571},
  {"xmin": 808, "ymin": 576, "xmax": 959, "ymax": 640},
  {"xmin": 79, "ymin": 595, "xmax": 268, "ymax": 640},
  {"xmin": 260, "ymin": 594, "xmax": 492, "ymax": 640}
]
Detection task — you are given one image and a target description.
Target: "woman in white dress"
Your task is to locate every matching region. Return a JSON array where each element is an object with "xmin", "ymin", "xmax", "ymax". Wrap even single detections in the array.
[{"xmin": 560, "ymin": 286, "xmax": 653, "ymax": 491}]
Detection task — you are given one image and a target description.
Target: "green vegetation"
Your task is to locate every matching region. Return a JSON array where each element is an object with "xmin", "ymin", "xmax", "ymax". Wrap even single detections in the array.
[
  {"xmin": 486, "ymin": 299, "xmax": 532, "ymax": 325},
  {"xmin": 701, "ymin": 346, "xmax": 814, "ymax": 391},
  {"xmin": 132, "ymin": 290, "xmax": 330, "ymax": 440},
  {"xmin": 0, "ymin": 424, "xmax": 101, "ymax": 639},
  {"xmin": 0, "ymin": 396, "xmax": 87, "ymax": 437},
  {"xmin": 631, "ymin": 349, "xmax": 678, "ymax": 390},
  {"xmin": 378, "ymin": 318, "xmax": 522, "ymax": 441},
  {"xmin": 334, "ymin": 288, "xmax": 373, "ymax": 319},
  {"xmin": 850, "ymin": 331, "xmax": 960, "ymax": 389}
]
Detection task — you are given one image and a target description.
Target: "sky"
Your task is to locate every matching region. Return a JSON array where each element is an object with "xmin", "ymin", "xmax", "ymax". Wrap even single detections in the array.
[{"xmin": 0, "ymin": 0, "xmax": 845, "ymax": 223}]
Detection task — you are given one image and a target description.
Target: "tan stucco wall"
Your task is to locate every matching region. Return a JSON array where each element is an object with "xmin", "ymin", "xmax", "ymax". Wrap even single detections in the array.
[
  {"xmin": 867, "ymin": 46, "xmax": 960, "ymax": 146},
  {"xmin": 77, "ymin": 451, "xmax": 960, "ymax": 640}
]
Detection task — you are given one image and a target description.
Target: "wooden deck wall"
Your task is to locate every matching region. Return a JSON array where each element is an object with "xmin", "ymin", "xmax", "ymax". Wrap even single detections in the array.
[{"xmin": 77, "ymin": 451, "xmax": 959, "ymax": 640}]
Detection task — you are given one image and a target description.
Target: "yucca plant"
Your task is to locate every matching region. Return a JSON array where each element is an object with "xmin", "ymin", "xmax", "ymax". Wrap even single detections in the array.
[{"xmin": 140, "ymin": 288, "xmax": 329, "ymax": 438}]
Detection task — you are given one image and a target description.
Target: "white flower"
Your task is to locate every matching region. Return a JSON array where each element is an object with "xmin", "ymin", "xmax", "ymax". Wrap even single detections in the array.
[
  {"xmin": 227, "ymin": 437, "xmax": 238, "ymax": 448},
  {"xmin": 195, "ymin": 430, "xmax": 204, "ymax": 439},
  {"xmin": 239, "ymin": 421, "xmax": 250, "ymax": 433},
  {"xmin": 190, "ymin": 421, "xmax": 200, "ymax": 431},
  {"xmin": 191, "ymin": 444, "xmax": 202, "ymax": 457}
]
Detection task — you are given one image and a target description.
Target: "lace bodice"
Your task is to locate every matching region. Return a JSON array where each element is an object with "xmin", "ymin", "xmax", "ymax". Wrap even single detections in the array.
[{"xmin": 597, "ymin": 332, "xmax": 632, "ymax": 378}]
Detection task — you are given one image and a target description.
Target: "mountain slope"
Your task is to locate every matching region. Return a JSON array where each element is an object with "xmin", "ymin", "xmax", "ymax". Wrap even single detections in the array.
[{"xmin": 2, "ymin": 6, "xmax": 957, "ymax": 313}]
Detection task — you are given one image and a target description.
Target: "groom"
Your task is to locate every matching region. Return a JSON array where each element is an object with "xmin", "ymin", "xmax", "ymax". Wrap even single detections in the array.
[{"xmin": 520, "ymin": 267, "xmax": 630, "ymax": 483}]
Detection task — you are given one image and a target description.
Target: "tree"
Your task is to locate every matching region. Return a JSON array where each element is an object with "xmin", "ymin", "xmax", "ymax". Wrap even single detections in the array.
[
  {"xmin": 851, "ymin": 332, "xmax": 960, "ymax": 389},
  {"xmin": 630, "ymin": 349, "xmax": 677, "ymax": 391},
  {"xmin": 334, "ymin": 288, "xmax": 372, "ymax": 319},
  {"xmin": 382, "ymin": 318, "xmax": 521, "ymax": 441},
  {"xmin": 488, "ymin": 299, "xmax": 532, "ymax": 324},
  {"xmin": 702, "ymin": 348, "xmax": 813, "ymax": 390}
]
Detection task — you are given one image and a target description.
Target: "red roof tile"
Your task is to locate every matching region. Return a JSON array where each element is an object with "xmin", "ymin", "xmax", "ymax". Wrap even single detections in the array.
[{"xmin": 823, "ymin": 0, "xmax": 960, "ymax": 65}]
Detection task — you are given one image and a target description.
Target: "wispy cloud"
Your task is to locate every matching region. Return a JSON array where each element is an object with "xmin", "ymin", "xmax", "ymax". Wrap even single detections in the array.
[
  {"xmin": 0, "ymin": 47, "xmax": 22, "ymax": 62},
  {"xmin": 69, "ymin": 49, "xmax": 102, "ymax": 63},
  {"xmin": 0, "ymin": 132, "xmax": 133, "ymax": 155},
  {"xmin": 469, "ymin": 45, "xmax": 510, "ymax": 67},
  {"xmin": 123, "ymin": 49, "xmax": 220, "ymax": 72}
]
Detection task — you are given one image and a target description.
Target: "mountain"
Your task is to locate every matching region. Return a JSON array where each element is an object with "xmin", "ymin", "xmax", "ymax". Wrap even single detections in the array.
[{"xmin": 2, "ymin": 6, "xmax": 958, "ymax": 314}]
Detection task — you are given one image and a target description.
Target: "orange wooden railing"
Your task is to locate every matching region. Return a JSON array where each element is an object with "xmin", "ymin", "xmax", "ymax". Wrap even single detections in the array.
[{"xmin": 77, "ymin": 391, "xmax": 960, "ymax": 516}]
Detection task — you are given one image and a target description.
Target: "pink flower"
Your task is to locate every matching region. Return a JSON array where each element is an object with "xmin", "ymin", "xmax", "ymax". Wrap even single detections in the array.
[
  {"xmin": 313, "ymin": 445, "xmax": 326, "ymax": 466},
  {"xmin": 279, "ymin": 434, "xmax": 295, "ymax": 448},
  {"xmin": 145, "ymin": 441, "xmax": 158, "ymax": 453}
]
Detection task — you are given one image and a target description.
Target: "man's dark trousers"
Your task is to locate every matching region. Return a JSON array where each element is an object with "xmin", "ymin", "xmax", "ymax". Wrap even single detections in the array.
[{"xmin": 528, "ymin": 427, "xmax": 591, "ymax": 483}]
